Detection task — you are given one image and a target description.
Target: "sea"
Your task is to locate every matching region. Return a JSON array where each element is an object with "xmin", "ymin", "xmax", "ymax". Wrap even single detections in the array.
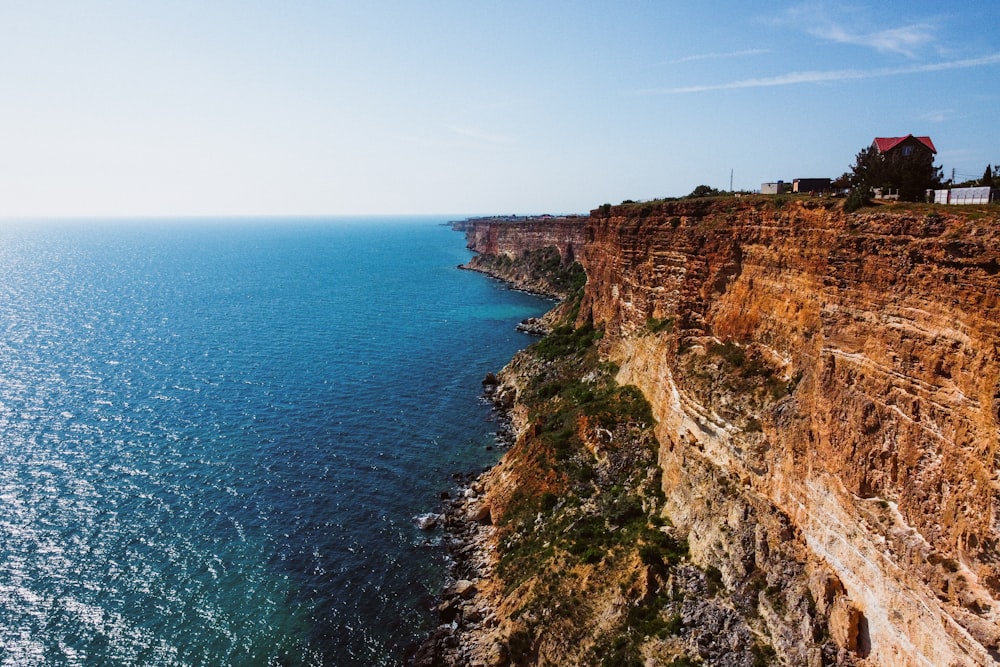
[{"xmin": 0, "ymin": 217, "xmax": 550, "ymax": 666}]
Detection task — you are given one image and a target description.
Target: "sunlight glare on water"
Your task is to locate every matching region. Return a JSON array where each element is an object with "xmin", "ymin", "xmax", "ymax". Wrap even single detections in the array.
[{"xmin": 0, "ymin": 218, "xmax": 548, "ymax": 666}]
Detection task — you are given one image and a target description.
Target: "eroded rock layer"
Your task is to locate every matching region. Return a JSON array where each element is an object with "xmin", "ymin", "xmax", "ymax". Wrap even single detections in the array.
[{"xmin": 587, "ymin": 199, "xmax": 999, "ymax": 666}]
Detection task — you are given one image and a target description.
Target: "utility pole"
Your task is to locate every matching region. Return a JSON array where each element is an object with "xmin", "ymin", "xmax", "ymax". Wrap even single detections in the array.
[{"xmin": 730, "ymin": 168, "xmax": 734, "ymax": 192}]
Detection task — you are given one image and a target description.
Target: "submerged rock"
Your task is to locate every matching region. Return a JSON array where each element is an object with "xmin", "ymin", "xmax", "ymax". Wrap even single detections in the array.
[
  {"xmin": 413, "ymin": 513, "xmax": 441, "ymax": 531},
  {"xmin": 515, "ymin": 317, "xmax": 548, "ymax": 336}
]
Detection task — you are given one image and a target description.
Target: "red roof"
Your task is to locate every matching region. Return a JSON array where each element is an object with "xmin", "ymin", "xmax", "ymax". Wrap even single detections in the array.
[{"xmin": 872, "ymin": 135, "xmax": 936, "ymax": 154}]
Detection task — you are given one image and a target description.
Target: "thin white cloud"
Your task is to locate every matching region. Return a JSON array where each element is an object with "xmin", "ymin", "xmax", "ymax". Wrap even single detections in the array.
[
  {"xmin": 917, "ymin": 109, "xmax": 955, "ymax": 123},
  {"xmin": 774, "ymin": 3, "xmax": 940, "ymax": 58},
  {"xmin": 448, "ymin": 125, "xmax": 514, "ymax": 145},
  {"xmin": 808, "ymin": 22, "xmax": 937, "ymax": 57},
  {"xmin": 665, "ymin": 48, "xmax": 770, "ymax": 65},
  {"xmin": 639, "ymin": 53, "xmax": 1000, "ymax": 95}
]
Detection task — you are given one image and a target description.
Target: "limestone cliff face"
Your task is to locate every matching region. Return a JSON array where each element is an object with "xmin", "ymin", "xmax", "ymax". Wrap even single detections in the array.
[
  {"xmin": 581, "ymin": 199, "xmax": 1000, "ymax": 666},
  {"xmin": 459, "ymin": 217, "xmax": 587, "ymax": 265},
  {"xmin": 457, "ymin": 217, "xmax": 588, "ymax": 298}
]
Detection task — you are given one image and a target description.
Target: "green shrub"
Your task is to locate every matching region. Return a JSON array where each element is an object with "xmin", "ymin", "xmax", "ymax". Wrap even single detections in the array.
[
  {"xmin": 639, "ymin": 530, "xmax": 688, "ymax": 569},
  {"xmin": 639, "ymin": 544, "xmax": 663, "ymax": 567},
  {"xmin": 705, "ymin": 565, "xmax": 724, "ymax": 594},
  {"xmin": 751, "ymin": 642, "xmax": 778, "ymax": 666},
  {"xmin": 646, "ymin": 316, "xmax": 675, "ymax": 334},
  {"xmin": 609, "ymin": 497, "xmax": 645, "ymax": 528},
  {"xmin": 532, "ymin": 322, "xmax": 601, "ymax": 360},
  {"xmin": 546, "ymin": 259, "xmax": 587, "ymax": 294},
  {"xmin": 627, "ymin": 599, "xmax": 667, "ymax": 637},
  {"xmin": 536, "ymin": 381, "xmax": 564, "ymax": 400},
  {"xmin": 844, "ymin": 187, "xmax": 871, "ymax": 213},
  {"xmin": 709, "ymin": 340, "xmax": 746, "ymax": 368},
  {"xmin": 507, "ymin": 627, "xmax": 534, "ymax": 663},
  {"xmin": 687, "ymin": 184, "xmax": 721, "ymax": 198},
  {"xmin": 540, "ymin": 492, "xmax": 559, "ymax": 511},
  {"xmin": 667, "ymin": 657, "xmax": 701, "ymax": 667},
  {"xmin": 584, "ymin": 384, "xmax": 654, "ymax": 429}
]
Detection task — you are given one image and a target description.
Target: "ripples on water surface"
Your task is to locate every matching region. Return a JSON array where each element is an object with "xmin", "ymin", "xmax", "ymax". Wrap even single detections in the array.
[{"xmin": 0, "ymin": 219, "xmax": 549, "ymax": 666}]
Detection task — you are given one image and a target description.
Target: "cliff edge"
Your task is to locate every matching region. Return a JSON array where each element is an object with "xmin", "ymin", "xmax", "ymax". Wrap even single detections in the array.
[{"xmin": 447, "ymin": 198, "xmax": 1000, "ymax": 667}]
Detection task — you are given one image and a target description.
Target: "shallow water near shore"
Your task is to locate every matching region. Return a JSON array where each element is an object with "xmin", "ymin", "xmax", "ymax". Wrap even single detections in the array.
[{"xmin": 0, "ymin": 218, "xmax": 548, "ymax": 666}]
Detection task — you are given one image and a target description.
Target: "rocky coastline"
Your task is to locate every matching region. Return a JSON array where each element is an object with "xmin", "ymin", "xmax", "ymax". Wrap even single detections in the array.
[
  {"xmin": 407, "ymin": 375, "xmax": 513, "ymax": 667},
  {"xmin": 457, "ymin": 261, "xmax": 564, "ymax": 302},
  {"xmin": 409, "ymin": 236, "xmax": 576, "ymax": 666}
]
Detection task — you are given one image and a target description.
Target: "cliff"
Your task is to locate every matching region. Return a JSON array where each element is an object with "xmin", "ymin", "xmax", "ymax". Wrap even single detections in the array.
[
  {"xmin": 455, "ymin": 216, "xmax": 588, "ymax": 298},
  {"xmin": 447, "ymin": 198, "xmax": 1000, "ymax": 667}
]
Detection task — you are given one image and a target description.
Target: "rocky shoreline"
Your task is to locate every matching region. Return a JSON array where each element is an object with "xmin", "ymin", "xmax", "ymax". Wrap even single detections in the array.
[
  {"xmin": 457, "ymin": 262, "xmax": 564, "ymax": 302},
  {"xmin": 407, "ymin": 376, "xmax": 512, "ymax": 667},
  {"xmin": 408, "ymin": 242, "xmax": 577, "ymax": 666},
  {"xmin": 407, "ymin": 477, "xmax": 504, "ymax": 667}
]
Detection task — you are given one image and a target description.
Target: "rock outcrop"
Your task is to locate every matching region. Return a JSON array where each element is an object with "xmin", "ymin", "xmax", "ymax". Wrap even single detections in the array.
[
  {"xmin": 456, "ymin": 216, "xmax": 587, "ymax": 298},
  {"xmin": 448, "ymin": 198, "xmax": 1000, "ymax": 666},
  {"xmin": 455, "ymin": 216, "xmax": 587, "ymax": 268}
]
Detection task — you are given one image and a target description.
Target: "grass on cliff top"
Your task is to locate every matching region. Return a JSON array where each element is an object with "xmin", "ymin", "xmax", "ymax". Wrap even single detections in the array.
[
  {"xmin": 603, "ymin": 191, "xmax": 1000, "ymax": 222},
  {"xmin": 877, "ymin": 200, "xmax": 1000, "ymax": 220}
]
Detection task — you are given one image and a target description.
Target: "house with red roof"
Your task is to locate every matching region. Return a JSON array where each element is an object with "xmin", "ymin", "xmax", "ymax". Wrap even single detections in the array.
[
  {"xmin": 866, "ymin": 135, "xmax": 940, "ymax": 200},
  {"xmin": 871, "ymin": 135, "xmax": 936, "ymax": 159}
]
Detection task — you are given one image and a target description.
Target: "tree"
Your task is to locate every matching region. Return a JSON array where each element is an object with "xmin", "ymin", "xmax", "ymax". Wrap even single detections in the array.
[
  {"xmin": 831, "ymin": 172, "xmax": 852, "ymax": 190},
  {"xmin": 688, "ymin": 184, "xmax": 721, "ymax": 198},
  {"xmin": 982, "ymin": 164, "xmax": 994, "ymax": 187},
  {"xmin": 848, "ymin": 143, "xmax": 942, "ymax": 202},
  {"xmin": 848, "ymin": 146, "xmax": 883, "ymax": 195}
]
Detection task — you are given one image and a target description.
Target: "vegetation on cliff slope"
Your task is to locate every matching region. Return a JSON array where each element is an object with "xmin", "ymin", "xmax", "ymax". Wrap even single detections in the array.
[
  {"xmin": 494, "ymin": 310, "xmax": 695, "ymax": 666},
  {"xmin": 453, "ymin": 248, "xmax": 668, "ymax": 664},
  {"xmin": 464, "ymin": 246, "xmax": 586, "ymax": 299},
  {"xmin": 491, "ymin": 306, "xmax": 815, "ymax": 665}
]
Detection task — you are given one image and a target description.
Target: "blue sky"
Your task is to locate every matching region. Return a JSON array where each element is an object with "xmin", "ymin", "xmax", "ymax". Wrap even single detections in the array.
[{"xmin": 2, "ymin": 1, "xmax": 998, "ymax": 217}]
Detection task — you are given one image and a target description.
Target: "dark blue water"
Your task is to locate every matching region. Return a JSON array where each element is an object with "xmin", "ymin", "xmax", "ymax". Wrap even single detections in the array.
[{"xmin": 0, "ymin": 218, "xmax": 548, "ymax": 666}]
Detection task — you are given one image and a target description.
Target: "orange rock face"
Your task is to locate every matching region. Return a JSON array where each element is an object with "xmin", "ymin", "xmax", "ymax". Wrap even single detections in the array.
[
  {"xmin": 459, "ymin": 217, "xmax": 587, "ymax": 265},
  {"xmin": 581, "ymin": 198, "xmax": 1000, "ymax": 666}
]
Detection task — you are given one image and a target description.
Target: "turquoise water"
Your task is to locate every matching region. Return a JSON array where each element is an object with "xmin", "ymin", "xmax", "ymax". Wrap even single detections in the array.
[{"xmin": 0, "ymin": 218, "xmax": 549, "ymax": 666}]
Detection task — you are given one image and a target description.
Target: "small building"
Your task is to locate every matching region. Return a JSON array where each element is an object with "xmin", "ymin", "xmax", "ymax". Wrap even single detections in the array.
[
  {"xmin": 792, "ymin": 178, "xmax": 832, "ymax": 194},
  {"xmin": 931, "ymin": 187, "xmax": 999, "ymax": 205},
  {"xmin": 761, "ymin": 181, "xmax": 786, "ymax": 195}
]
